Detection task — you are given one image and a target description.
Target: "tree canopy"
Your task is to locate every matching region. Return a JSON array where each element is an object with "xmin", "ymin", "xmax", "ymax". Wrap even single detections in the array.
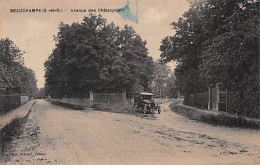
[
  {"xmin": 160, "ymin": 0, "xmax": 259, "ymax": 117},
  {"xmin": 0, "ymin": 38, "xmax": 38, "ymax": 97},
  {"xmin": 44, "ymin": 14, "xmax": 154, "ymax": 98},
  {"xmin": 160, "ymin": 0, "xmax": 259, "ymax": 95},
  {"xmin": 151, "ymin": 61, "xmax": 177, "ymax": 98}
]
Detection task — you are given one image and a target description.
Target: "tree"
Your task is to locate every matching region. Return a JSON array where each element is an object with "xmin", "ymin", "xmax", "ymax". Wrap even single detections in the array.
[
  {"xmin": 117, "ymin": 25, "xmax": 155, "ymax": 93},
  {"xmin": 0, "ymin": 38, "xmax": 38, "ymax": 97},
  {"xmin": 20, "ymin": 67, "xmax": 38, "ymax": 98},
  {"xmin": 166, "ymin": 74, "xmax": 178, "ymax": 98},
  {"xmin": 151, "ymin": 61, "xmax": 172, "ymax": 97},
  {"xmin": 160, "ymin": 0, "xmax": 259, "ymax": 117},
  {"xmin": 160, "ymin": 1, "xmax": 208, "ymax": 95},
  {"xmin": 160, "ymin": 0, "xmax": 259, "ymax": 94},
  {"xmin": 199, "ymin": 0, "xmax": 259, "ymax": 92},
  {"xmin": 45, "ymin": 14, "xmax": 155, "ymax": 98},
  {"xmin": 37, "ymin": 88, "xmax": 45, "ymax": 99}
]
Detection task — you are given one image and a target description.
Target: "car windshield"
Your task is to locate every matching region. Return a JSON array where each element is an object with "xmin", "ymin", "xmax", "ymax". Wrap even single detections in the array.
[{"xmin": 141, "ymin": 95, "xmax": 153, "ymax": 100}]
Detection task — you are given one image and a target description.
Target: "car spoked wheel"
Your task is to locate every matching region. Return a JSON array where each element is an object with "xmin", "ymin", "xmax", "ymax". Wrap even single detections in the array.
[
  {"xmin": 143, "ymin": 106, "xmax": 147, "ymax": 114},
  {"xmin": 133, "ymin": 105, "xmax": 137, "ymax": 112}
]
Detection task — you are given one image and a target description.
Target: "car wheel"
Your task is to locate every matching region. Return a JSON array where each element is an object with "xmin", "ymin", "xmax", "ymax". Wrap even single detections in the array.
[
  {"xmin": 143, "ymin": 106, "xmax": 147, "ymax": 114},
  {"xmin": 133, "ymin": 105, "xmax": 137, "ymax": 112},
  {"xmin": 158, "ymin": 106, "xmax": 161, "ymax": 114}
]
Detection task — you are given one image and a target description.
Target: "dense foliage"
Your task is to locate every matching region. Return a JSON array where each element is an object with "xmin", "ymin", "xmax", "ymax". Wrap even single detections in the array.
[
  {"xmin": 151, "ymin": 61, "xmax": 177, "ymax": 98},
  {"xmin": 44, "ymin": 14, "xmax": 154, "ymax": 98},
  {"xmin": 37, "ymin": 88, "xmax": 45, "ymax": 99},
  {"xmin": 160, "ymin": 0, "xmax": 259, "ymax": 117},
  {"xmin": 0, "ymin": 38, "xmax": 38, "ymax": 97}
]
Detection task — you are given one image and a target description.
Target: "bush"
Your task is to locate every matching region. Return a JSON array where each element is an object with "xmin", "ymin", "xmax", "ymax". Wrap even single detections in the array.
[
  {"xmin": 91, "ymin": 102, "xmax": 134, "ymax": 113},
  {"xmin": 228, "ymin": 91, "xmax": 260, "ymax": 118},
  {"xmin": 170, "ymin": 103, "xmax": 260, "ymax": 129}
]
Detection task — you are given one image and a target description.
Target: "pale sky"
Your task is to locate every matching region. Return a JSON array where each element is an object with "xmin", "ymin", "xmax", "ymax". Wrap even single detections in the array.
[{"xmin": 0, "ymin": 0, "xmax": 189, "ymax": 88}]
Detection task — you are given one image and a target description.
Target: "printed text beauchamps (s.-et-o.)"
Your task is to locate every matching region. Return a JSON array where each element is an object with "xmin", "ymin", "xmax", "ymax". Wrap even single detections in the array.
[{"xmin": 9, "ymin": 8, "xmax": 125, "ymax": 13}]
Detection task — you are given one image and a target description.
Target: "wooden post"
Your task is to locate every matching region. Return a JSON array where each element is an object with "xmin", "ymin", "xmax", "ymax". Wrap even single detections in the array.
[
  {"xmin": 89, "ymin": 91, "xmax": 93, "ymax": 101},
  {"xmin": 122, "ymin": 90, "xmax": 127, "ymax": 112},
  {"xmin": 225, "ymin": 89, "xmax": 228, "ymax": 112},
  {"xmin": 216, "ymin": 84, "xmax": 219, "ymax": 111},
  {"xmin": 208, "ymin": 84, "xmax": 213, "ymax": 110},
  {"xmin": 216, "ymin": 83, "xmax": 223, "ymax": 112},
  {"xmin": 106, "ymin": 93, "xmax": 109, "ymax": 105}
]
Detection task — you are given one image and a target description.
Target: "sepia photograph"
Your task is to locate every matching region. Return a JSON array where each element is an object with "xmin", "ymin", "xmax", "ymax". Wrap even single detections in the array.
[{"xmin": 0, "ymin": 0, "xmax": 259, "ymax": 166}]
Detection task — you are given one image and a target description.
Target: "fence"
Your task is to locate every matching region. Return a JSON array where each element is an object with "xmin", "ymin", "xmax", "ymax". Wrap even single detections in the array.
[
  {"xmin": 93, "ymin": 92, "xmax": 126, "ymax": 104},
  {"xmin": 184, "ymin": 83, "xmax": 260, "ymax": 118},
  {"xmin": 51, "ymin": 91, "xmax": 127, "ymax": 106},
  {"xmin": 184, "ymin": 93, "xmax": 208, "ymax": 109},
  {"xmin": 21, "ymin": 95, "xmax": 29, "ymax": 105},
  {"xmin": 51, "ymin": 97, "xmax": 92, "ymax": 107},
  {"xmin": 0, "ymin": 95, "xmax": 21, "ymax": 115}
]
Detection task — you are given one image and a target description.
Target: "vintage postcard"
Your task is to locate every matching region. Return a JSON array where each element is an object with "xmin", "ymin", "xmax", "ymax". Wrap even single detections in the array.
[{"xmin": 0, "ymin": 0, "xmax": 259, "ymax": 165}]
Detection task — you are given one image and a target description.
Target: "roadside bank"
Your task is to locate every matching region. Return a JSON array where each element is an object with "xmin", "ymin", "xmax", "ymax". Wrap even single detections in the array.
[
  {"xmin": 170, "ymin": 102, "xmax": 260, "ymax": 129},
  {"xmin": 0, "ymin": 101, "xmax": 36, "ymax": 158},
  {"xmin": 0, "ymin": 101, "xmax": 36, "ymax": 131}
]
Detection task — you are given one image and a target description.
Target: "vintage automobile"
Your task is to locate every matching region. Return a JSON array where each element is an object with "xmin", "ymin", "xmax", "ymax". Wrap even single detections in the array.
[{"xmin": 133, "ymin": 92, "xmax": 161, "ymax": 114}]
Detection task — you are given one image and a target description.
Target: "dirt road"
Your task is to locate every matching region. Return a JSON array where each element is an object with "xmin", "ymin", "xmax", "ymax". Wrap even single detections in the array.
[{"xmin": 1, "ymin": 99, "xmax": 260, "ymax": 164}]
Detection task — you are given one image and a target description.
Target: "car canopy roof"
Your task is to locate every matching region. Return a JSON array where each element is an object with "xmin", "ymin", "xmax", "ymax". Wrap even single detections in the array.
[{"xmin": 139, "ymin": 92, "xmax": 154, "ymax": 96}]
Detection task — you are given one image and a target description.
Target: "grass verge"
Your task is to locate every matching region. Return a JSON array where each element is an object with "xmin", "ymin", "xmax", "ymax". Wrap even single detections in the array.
[
  {"xmin": 170, "ymin": 103, "xmax": 260, "ymax": 129},
  {"xmin": 91, "ymin": 102, "xmax": 134, "ymax": 113},
  {"xmin": 0, "ymin": 101, "xmax": 35, "ymax": 161},
  {"xmin": 51, "ymin": 101, "xmax": 85, "ymax": 110},
  {"xmin": 51, "ymin": 100, "xmax": 135, "ymax": 113}
]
